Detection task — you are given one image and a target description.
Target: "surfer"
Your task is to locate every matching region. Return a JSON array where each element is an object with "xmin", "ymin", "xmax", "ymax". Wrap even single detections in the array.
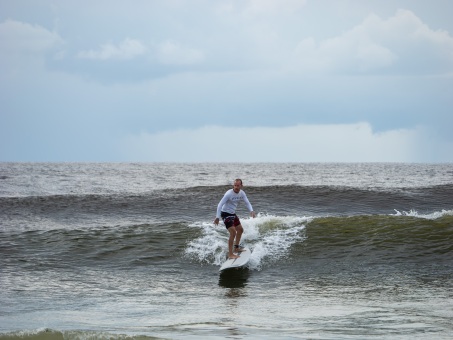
[{"xmin": 214, "ymin": 179, "xmax": 256, "ymax": 259}]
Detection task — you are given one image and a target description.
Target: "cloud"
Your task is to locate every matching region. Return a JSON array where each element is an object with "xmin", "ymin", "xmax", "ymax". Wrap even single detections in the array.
[
  {"xmin": 292, "ymin": 9, "xmax": 453, "ymax": 74},
  {"xmin": 53, "ymin": 38, "xmax": 204, "ymax": 82},
  {"xmin": 0, "ymin": 19, "xmax": 63, "ymax": 54},
  {"xmin": 75, "ymin": 38, "xmax": 204, "ymax": 66},
  {"xmin": 120, "ymin": 123, "xmax": 424, "ymax": 162},
  {"xmin": 156, "ymin": 40, "xmax": 205, "ymax": 65},
  {"xmin": 77, "ymin": 38, "xmax": 147, "ymax": 60},
  {"xmin": 7, "ymin": 4, "xmax": 449, "ymax": 85},
  {"xmin": 244, "ymin": 0, "xmax": 307, "ymax": 15},
  {"xmin": 217, "ymin": 0, "xmax": 307, "ymax": 15}
]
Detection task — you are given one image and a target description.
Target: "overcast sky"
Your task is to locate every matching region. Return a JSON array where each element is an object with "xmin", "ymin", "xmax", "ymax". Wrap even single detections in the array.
[{"xmin": 1, "ymin": 0, "xmax": 452, "ymax": 162}]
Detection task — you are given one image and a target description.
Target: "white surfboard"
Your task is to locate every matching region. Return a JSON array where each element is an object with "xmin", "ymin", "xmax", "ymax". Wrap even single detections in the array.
[{"xmin": 219, "ymin": 247, "xmax": 251, "ymax": 271}]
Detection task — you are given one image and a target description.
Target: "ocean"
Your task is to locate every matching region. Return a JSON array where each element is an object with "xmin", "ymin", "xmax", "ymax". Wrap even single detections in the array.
[{"xmin": 0, "ymin": 163, "xmax": 452, "ymax": 339}]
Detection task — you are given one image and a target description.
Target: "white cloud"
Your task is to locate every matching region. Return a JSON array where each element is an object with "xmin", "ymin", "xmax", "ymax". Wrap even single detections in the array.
[
  {"xmin": 292, "ymin": 9, "xmax": 453, "ymax": 74},
  {"xmin": 244, "ymin": 0, "xmax": 307, "ymax": 15},
  {"xmin": 156, "ymin": 40, "xmax": 205, "ymax": 65},
  {"xmin": 77, "ymin": 38, "xmax": 147, "ymax": 60},
  {"xmin": 75, "ymin": 38, "xmax": 205, "ymax": 66},
  {"xmin": 217, "ymin": 0, "xmax": 307, "ymax": 15},
  {"xmin": 0, "ymin": 19, "xmax": 63, "ymax": 53},
  {"xmin": 120, "ymin": 123, "xmax": 423, "ymax": 162}
]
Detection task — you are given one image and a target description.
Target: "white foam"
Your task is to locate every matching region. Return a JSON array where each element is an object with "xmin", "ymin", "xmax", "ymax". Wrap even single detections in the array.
[
  {"xmin": 185, "ymin": 221, "xmax": 227, "ymax": 266},
  {"xmin": 247, "ymin": 215, "xmax": 309, "ymax": 271},
  {"xmin": 391, "ymin": 209, "xmax": 453, "ymax": 220},
  {"xmin": 185, "ymin": 214, "xmax": 311, "ymax": 270}
]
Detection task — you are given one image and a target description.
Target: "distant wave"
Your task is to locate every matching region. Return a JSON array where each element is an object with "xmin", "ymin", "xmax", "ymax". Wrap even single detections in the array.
[{"xmin": 2, "ymin": 184, "xmax": 452, "ymax": 224}]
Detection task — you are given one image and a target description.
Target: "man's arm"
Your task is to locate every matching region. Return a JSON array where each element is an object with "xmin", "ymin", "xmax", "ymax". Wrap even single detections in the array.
[
  {"xmin": 242, "ymin": 192, "xmax": 256, "ymax": 218},
  {"xmin": 242, "ymin": 192, "xmax": 253, "ymax": 212},
  {"xmin": 214, "ymin": 190, "xmax": 231, "ymax": 224}
]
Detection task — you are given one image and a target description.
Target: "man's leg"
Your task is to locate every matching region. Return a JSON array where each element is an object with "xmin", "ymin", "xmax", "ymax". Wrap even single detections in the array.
[
  {"xmin": 228, "ymin": 227, "xmax": 239, "ymax": 259},
  {"xmin": 234, "ymin": 224, "xmax": 246, "ymax": 251}
]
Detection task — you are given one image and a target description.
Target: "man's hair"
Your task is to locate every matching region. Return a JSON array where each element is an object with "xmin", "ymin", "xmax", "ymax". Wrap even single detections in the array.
[{"xmin": 234, "ymin": 178, "xmax": 243, "ymax": 185}]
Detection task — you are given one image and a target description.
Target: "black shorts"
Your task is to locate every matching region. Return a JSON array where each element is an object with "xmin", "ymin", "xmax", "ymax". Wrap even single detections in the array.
[{"xmin": 221, "ymin": 212, "xmax": 240, "ymax": 229}]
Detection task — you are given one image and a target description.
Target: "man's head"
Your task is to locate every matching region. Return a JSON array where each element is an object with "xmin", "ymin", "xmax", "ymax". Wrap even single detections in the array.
[{"xmin": 233, "ymin": 179, "xmax": 243, "ymax": 193}]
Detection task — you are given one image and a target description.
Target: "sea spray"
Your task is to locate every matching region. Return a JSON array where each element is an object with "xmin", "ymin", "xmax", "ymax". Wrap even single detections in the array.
[
  {"xmin": 185, "ymin": 214, "xmax": 311, "ymax": 270},
  {"xmin": 392, "ymin": 209, "xmax": 453, "ymax": 220}
]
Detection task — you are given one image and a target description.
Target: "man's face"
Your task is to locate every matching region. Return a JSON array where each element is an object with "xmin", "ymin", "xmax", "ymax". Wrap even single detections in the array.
[{"xmin": 233, "ymin": 181, "xmax": 242, "ymax": 193}]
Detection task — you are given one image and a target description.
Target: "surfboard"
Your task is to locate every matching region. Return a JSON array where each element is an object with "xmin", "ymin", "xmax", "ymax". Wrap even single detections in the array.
[{"xmin": 219, "ymin": 247, "xmax": 251, "ymax": 272}]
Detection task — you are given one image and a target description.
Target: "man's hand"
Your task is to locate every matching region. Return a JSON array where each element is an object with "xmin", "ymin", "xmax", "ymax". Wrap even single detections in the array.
[
  {"xmin": 214, "ymin": 217, "xmax": 220, "ymax": 225},
  {"xmin": 250, "ymin": 211, "xmax": 256, "ymax": 218}
]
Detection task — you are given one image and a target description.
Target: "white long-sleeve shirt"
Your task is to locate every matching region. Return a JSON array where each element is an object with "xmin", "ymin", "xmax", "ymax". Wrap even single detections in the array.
[{"xmin": 216, "ymin": 189, "xmax": 253, "ymax": 218}]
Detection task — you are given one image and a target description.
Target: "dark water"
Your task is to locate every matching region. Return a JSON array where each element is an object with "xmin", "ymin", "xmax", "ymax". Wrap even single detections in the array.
[{"xmin": 0, "ymin": 163, "xmax": 452, "ymax": 339}]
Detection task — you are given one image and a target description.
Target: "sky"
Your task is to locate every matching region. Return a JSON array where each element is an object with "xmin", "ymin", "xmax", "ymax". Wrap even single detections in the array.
[{"xmin": 1, "ymin": 0, "xmax": 452, "ymax": 162}]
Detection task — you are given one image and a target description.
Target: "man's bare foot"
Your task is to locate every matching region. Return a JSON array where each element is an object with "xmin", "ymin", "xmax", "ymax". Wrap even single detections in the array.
[
  {"xmin": 234, "ymin": 245, "xmax": 246, "ymax": 252},
  {"xmin": 228, "ymin": 254, "xmax": 240, "ymax": 259}
]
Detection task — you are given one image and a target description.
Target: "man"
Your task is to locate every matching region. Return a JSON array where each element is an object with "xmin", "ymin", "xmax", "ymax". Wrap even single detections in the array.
[{"xmin": 214, "ymin": 179, "xmax": 256, "ymax": 259}]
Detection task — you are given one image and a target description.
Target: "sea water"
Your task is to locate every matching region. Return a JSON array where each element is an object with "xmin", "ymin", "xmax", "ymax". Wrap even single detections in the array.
[{"xmin": 0, "ymin": 163, "xmax": 452, "ymax": 339}]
